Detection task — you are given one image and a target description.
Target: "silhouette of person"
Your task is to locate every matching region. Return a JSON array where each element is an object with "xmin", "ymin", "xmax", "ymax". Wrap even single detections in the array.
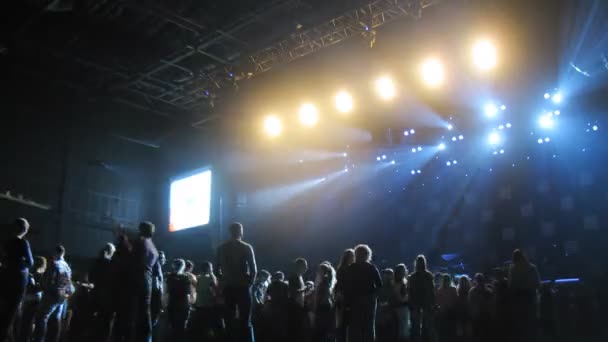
[
  {"xmin": 165, "ymin": 258, "xmax": 193, "ymax": 341},
  {"xmin": 335, "ymin": 248, "xmax": 355, "ymax": 342},
  {"xmin": 89, "ymin": 243, "xmax": 116, "ymax": 342},
  {"xmin": 408, "ymin": 255, "xmax": 436, "ymax": 342},
  {"xmin": 18, "ymin": 256, "xmax": 46, "ymax": 342},
  {"xmin": 0, "ymin": 218, "xmax": 34, "ymax": 342},
  {"xmin": 216, "ymin": 222, "xmax": 257, "ymax": 342},
  {"xmin": 508, "ymin": 249, "xmax": 540, "ymax": 342},
  {"xmin": 131, "ymin": 221, "xmax": 159, "ymax": 342}
]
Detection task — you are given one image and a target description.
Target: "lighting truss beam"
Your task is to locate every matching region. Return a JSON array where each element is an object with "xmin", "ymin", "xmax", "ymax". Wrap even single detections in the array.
[{"xmin": 248, "ymin": 0, "xmax": 436, "ymax": 74}]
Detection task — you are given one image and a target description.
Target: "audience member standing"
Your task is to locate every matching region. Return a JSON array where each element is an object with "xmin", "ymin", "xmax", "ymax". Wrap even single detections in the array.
[
  {"xmin": 89, "ymin": 243, "xmax": 116, "ymax": 342},
  {"xmin": 0, "ymin": 218, "xmax": 34, "ymax": 342},
  {"xmin": 436, "ymin": 274, "xmax": 458, "ymax": 341},
  {"xmin": 508, "ymin": 249, "xmax": 540, "ymax": 342},
  {"xmin": 33, "ymin": 245, "xmax": 73, "ymax": 342},
  {"xmin": 191, "ymin": 261, "xmax": 221, "ymax": 341},
  {"xmin": 287, "ymin": 258, "xmax": 309, "ymax": 342},
  {"xmin": 131, "ymin": 221, "xmax": 159, "ymax": 342},
  {"xmin": 151, "ymin": 250, "xmax": 166, "ymax": 328},
  {"xmin": 112, "ymin": 232, "xmax": 134, "ymax": 342},
  {"xmin": 266, "ymin": 271, "xmax": 289, "ymax": 340},
  {"xmin": 312, "ymin": 263, "xmax": 336, "ymax": 342},
  {"xmin": 468, "ymin": 273, "xmax": 493, "ymax": 342},
  {"xmin": 344, "ymin": 244, "xmax": 382, "ymax": 342},
  {"xmin": 18, "ymin": 256, "xmax": 46, "ymax": 342},
  {"xmin": 393, "ymin": 264, "xmax": 410, "ymax": 342},
  {"xmin": 335, "ymin": 248, "xmax": 355, "ymax": 342},
  {"xmin": 455, "ymin": 276, "xmax": 471, "ymax": 340},
  {"xmin": 216, "ymin": 222, "xmax": 257, "ymax": 342},
  {"xmin": 408, "ymin": 255, "xmax": 436, "ymax": 342},
  {"xmin": 165, "ymin": 258, "xmax": 193, "ymax": 341}
]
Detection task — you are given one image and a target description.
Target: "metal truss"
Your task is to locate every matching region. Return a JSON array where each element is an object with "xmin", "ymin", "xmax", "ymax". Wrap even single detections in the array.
[{"xmin": 249, "ymin": 0, "xmax": 436, "ymax": 74}]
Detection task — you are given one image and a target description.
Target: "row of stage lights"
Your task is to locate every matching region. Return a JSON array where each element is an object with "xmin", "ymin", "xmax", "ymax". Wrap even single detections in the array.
[{"xmin": 263, "ymin": 39, "xmax": 499, "ymax": 137}]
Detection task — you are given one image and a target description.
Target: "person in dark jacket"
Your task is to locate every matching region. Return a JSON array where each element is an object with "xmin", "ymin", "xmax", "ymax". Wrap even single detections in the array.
[
  {"xmin": 18, "ymin": 256, "xmax": 46, "ymax": 342},
  {"xmin": 131, "ymin": 221, "xmax": 159, "ymax": 342},
  {"xmin": 408, "ymin": 255, "xmax": 436, "ymax": 342},
  {"xmin": 89, "ymin": 243, "xmax": 116, "ymax": 342},
  {"xmin": 165, "ymin": 258, "xmax": 193, "ymax": 341},
  {"xmin": 344, "ymin": 244, "xmax": 382, "ymax": 342},
  {"xmin": 0, "ymin": 218, "xmax": 34, "ymax": 342}
]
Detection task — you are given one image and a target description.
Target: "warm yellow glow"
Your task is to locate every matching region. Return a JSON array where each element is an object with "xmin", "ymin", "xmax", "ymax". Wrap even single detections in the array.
[
  {"xmin": 375, "ymin": 76, "xmax": 396, "ymax": 100},
  {"xmin": 472, "ymin": 39, "xmax": 497, "ymax": 71},
  {"xmin": 335, "ymin": 90, "xmax": 354, "ymax": 113},
  {"xmin": 420, "ymin": 58, "xmax": 445, "ymax": 87},
  {"xmin": 298, "ymin": 103, "xmax": 319, "ymax": 127},
  {"xmin": 263, "ymin": 115, "xmax": 282, "ymax": 137}
]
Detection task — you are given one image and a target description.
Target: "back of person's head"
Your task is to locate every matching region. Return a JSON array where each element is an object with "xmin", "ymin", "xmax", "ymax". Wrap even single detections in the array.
[
  {"xmin": 512, "ymin": 249, "xmax": 528, "ymax": 265},
  {"xmin": 338, "ymin": 248, "xmax": 355, "ymax": 270},
  {"xmin": 474, "ymin": 273, "xmax": 486, "ymax": 286},
  {"xmin": 55, "ymin": 245, "xmax": 66, "ymax": 259},
  {"xmin": 201, "ymin": 261, "xmax": 213, "ymax": 274},
  {"xmin": 441, "ymin": 273, "xmax": 453, "ymax": 289},
  {"xmin": 138, "ymin": 221, "xmax": 155, "ymax": 238},
  {"xmin": 414, "ymin": 255, "xmax": 427, "ymax": 273},
  {"xmin": 34, "ymin": 256, "xmax": 47, "ymax": 272},
  {"xmin": 457, "ymin": 276, "xmax": 471, "ymax": 296},
  {"xmin": 354, "ymin": 244, "xmax": 372, "ymax": 263},
  {"xmin": 294, "ymin": 258, "xmax": 308, "ymax": 274},
  {"xmin": 14, "ymin": 218, "xmax": 30, "ymax": 237},
  {"xmin": 258, "ymin": 270, "xmax": 271, "ymax": 282},
  {"xmin": 173, "ymin": 258, "xmax": 186, "ymax": 273},
  {"xmin": 272, "ymin": 271, "xmax": 285, "ymax": 282},
  {"xmin": 102, "ymin": 243, "xmax": 116, "ymax": 259},
  {"xmin": 382, "ymin": 268, "xmax": 395, "ymax": 284},
  {"xmin": 394, "ymin": 263, "xmax": 408, "ymax": 282},
  {"xmin": 185, "ymin": 260, "xmax": 194, "ymax": 273},
  {"xmin": 229, "ymin": 222, "xmax": 244, "ymax": 240}
]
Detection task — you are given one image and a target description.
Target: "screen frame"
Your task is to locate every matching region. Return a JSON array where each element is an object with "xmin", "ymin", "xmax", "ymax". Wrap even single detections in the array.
[{"xmin": 168, "ymin": 166, "xmax": 213, "ymax": 232}]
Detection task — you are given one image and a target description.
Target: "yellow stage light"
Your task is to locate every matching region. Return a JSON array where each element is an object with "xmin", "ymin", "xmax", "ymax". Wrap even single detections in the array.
[
  {"xmin": 420, "ymin": 58, "xmax": 445, "ymax": 87},
  {"xmin": 375, "ymin": 76, "xmax": 396, "ymax": 100},
  {"xmin": 472, "ymin": 39, "xmax": 497, "ymax": 71},
  {"xmin": 335, "ymin": 90, "xmax": 353, "ymax": 113},
  {"xmin": 263, "ymin": 115, "xmax": 282, "ymax": 137},
  {"xmin": 299, "ymin": 103, "xmax": 319, "ymax": 127}
]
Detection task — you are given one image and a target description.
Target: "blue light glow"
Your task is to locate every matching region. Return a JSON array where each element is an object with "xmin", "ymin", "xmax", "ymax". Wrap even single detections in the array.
[
  {"xmin": 458, "ymin": 135, "xmax": 464, "ymax": 140},
  {"xmin": 554, "ymin": 110, "xmax": 560, "ymax": 116},
  {"xmin": 416, "ymin": 170, "xmax": 421, "ymax": 174},
  {"xmin": 552, "ymin": 92, "xmax": 562, "ymax": 103},
  {"xmin": 411, "ymin": 170, "xmax": 416, "ymax": 175},
  {"xmin": 446, "ymin": 161, "xmax": 451, "ymax": 166},
  {"xmin": 410, "ymin": 129, "xmax": 416, "ymax": 134},
  {"xmin": 404, "ymin": 131, "xmax": 409, "ymax": 136},
  {"xmin": 506, "ymin": 123, "xmax": 512, "ymax": 128},
  {"xmin": 452, "ymin": 136, "xmax": 457, "ymax": 142},
  {"xmin": 376, "ymin": 156, "xmax": 381, "ymax": 161},
  {"xmin": 411, "ymin": 148, "xmax": 417, "ymax": 153},
  {"xmin": 538, "ymin": 115, "xmax": 555, "ymax": 129},
  {"xmin": 488, "ymin": 132, "xmax": 501, "ymax": 145},
  {"xmin": 170, "ymin": 169, "xmax": 212, "ymax": 232},
  {"xmin": 592, "ymin": 125, "xmax": 598, "ymax": 131},
  {"xmin": 499, "ymin": 149, "xmax": 505, "ymax": 154},
  {"xmin": 501, "ymin": 105, "xmax": 506, "ymax": 110},
  {"xmin": 417, "ymin": 146, "xmax": 422, "ymax": 151},
  {"xmin": 484, "ymin": 103, "xmax": 498, "ymax": 118},
  {"xmin": 382, "ymin": 155, "xmax": 387, "ymax": 160},
  {"xmin": 453, "ymin": 160, "xmax": 458, "ymax": 164},
  {"xmin": 537, "ymin": 138, "xmax": 543, "ymax": 144},
  {"xmin": 438, "ymin": 143, "xmax": 446, "ymax": 150},
  {"xmin": 544, "ymin": 93, "xmax": 550, "ymax": 99},
  {"xmin": 447, "ymin": 124, "xmax": 453, "ymax": 130},
  {"xmin": 544, "ymin": 137, "xmax": 550, "ymax": 142},
  {"xmin": 390, "ymin": 160, "xmax": 396, "ymax": 165}
]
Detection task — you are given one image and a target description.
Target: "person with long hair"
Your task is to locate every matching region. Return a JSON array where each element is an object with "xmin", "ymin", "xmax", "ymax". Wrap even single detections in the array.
[
  {"xmin": 287, "ymin": 258, "xmax": 310, "ymax": 342},
  {"xmin": 455, "ymin": 276, "xmax": 471, "ymax": 340},
  {"xmin": 408, "ymin": 255, "xmax": 436, "ymax": 342},
  {"xmin": 436, "ymin": 274, "xmax": 458, "ymax": 341},
  {"xmin": 335, "ymin": 248, "xmax": 355, "ymax": 342},
  {"xmin": 344, "ymin": 244, "xmax": 382, "ymax": 342},
  {"xmin": 468, "ymin": 273, "xmax": 494, "ymax": 342},
  {"xmin": 377, "ymin": 268, "xmax": 397, "ymax": 342},
  {"xmin": 393, "ymin": 264, "xmax": 410, "ymax": 342},
  {"xmin": 312, "ymin": 262, "xmax": 337, "ymax": 342},
  {"xmin": 508, "ymin": 249, "xmax": 540, "ymax": 342},
  {"xmin": 0, "ymin": 218, "xmax": 34, "ymax": 342}
]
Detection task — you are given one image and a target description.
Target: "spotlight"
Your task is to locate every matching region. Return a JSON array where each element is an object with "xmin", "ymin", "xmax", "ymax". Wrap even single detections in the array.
[
  {"xmin": 411, "ymin": 170, "xmax": 416, "ymax": 175},
  {"xmin": 552, "ymin": 92, "xmax": 562, "ymax": 103},
  {"xmin": 343, "ymin": 152, "xmax": 348, "ymax": 157},
  {"xmin": 538, "ymin": 114, "xmax": 555, "ymax": 129},
  {"xmin": 410, "ymin": 129, "xmax": 416, "ymax": 134},
  {"xmin": 453, "ymin": 160, "xmax": 458, "ymax": 165},
  {"xmin": 537, "ymin": 138, "xmax": 543, "ymax": 144},
  {"xmin": 438, "ymin": 143, "xmax": 446, "ymax": 150},
  {"xmin": 382, "ymin": 155, "xmax": 387, "ymax": 160},
  {"xmin": 506, "ymin": 123, "xmax": 512, "ymax": 128},
  {"xmin": 484, "ymin": 103, "xmax": 498, "ymax": 118},
  {"xmin": 404, "ymin": 131, "xmax": 409, "ymax": 136},
  {"xmin": 263, "ymin": 115, "xmax": 282, "ymax": 137},
  {"xmin": 554, "ymin": 110, "xmax": 560, "ymax": 116},
  {"xmin": 452, "ymin": 136, "xmax": 457, "ymax": 142},
  {"xmin": 544, "ymin": 93, "xmax": 550, "ymax": 99},
  {"xmin": 458, "ymin": 135, "xmax": 464, "ymax": 140},
  {"xmin": 376, "ymin": 156, "xmax": 381, "ymax": 161},
  {"xmin": 416, "ymin": 170, "xmax": 421, "ymax": 174},
  {"xmin": 488, "ymin": 132, "xmax": 501, "ymax": 145},
  {"xmin": 446, "ymin": 161, "xmax": 452, "ymax": 166},
  {"xmin": 499, "ymin": 149, "xmax": 505, "ymax": 154},
  {"xmin": 544, "ymin": 137, "xmax": 550, "ymax": 142},
  {"xmin": 447, "ymin": 124, "xmax": 453, "ymax": 130},
  {"xmin": 335, "ymin": 90, "xmax": 353, "ymax": 113},
  {"xmin": 498, "ymin": 125, "xmax": 505, "ymax": 130},
  {"xmin": 299, "ymin": 103, "xmax": 319, "ymax": 127},
  {"xmin": 417, "ymin": 146, "xmax": 422, "ymax": 151},
  {"xmin": 344, "ymin": 168, "xmax": 349, "ymax": 173},
  {"xmin": 421, "ymin": 58, "xmax": 445, "ymax": 87},
  {"xmin": 501, "ymin": 105, "xmax": 507, "ymax": 111},
  {"xmin": 472, "ymin": 39, "xmax": 497, "ymax": 71},
  {"xmin": 390, "ymin": 160, "xmax": 396, "ymax": 165},
  {"xmin": 411, "ymin": 148, "xmax": 417, "ymax": 153},
  {"xmin": 375, "ymin": 76, "xmax": 396, "ymax": 100},
  {"xmin": 592, "ymin": 125, "xmax": 598, "ymax": 131}
]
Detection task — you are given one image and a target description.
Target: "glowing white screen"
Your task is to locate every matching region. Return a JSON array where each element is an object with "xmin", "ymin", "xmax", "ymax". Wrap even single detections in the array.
[{"xmin": 169, "ymin": 169, "xmax": 211, "ymax": 231}]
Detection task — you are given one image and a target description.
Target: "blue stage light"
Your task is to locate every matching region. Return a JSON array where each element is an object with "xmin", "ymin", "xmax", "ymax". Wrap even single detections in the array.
[
  {"xmin": 538, "ymin": 115, "xmax": 555, "ymax": 129},
  {"xmin": 344, "ymin": 167, "xmax": 349, "ymax": 172},
  {"xmin": 417, "ymin": 146, "xmax": 422, "ymax": 151},
  {"xmin": 554, "ymin": 110, "xmax": 560, "ymax": 116},
  {"xmin": 484, "ymin": 103, "xmax": 498, "ymax": 118},
  {"xmin": 390, "ymin": 160, "xmax": 396, "ymax": 165},
  {"xmin": 506, "ymin": 122, "xmax": 512, "ymax": 128},
  {"xmin": 458, "ymin": 135, "xmax": 464, "ymax": 140},
  {"xmin": 438, "ymin": 143, "xmax": 446, "ymax": 150},
  {"xmin": 452, "ymin": 136, "xmax": 457, "ymax": 142},
  {"xmin": 488, "ymin": 132, "xmax": 501, "ymax": 145},
  {"xmin": 499, "ymin": 149, "xmax": 505, "ymax": 154},
  {"xmin": 410, "ymin": 129, "xmax": 416, "ymax": 134},
  {"xmin": 544, "ymin": 137, "xmax": 550, "ymax": 142},
  {"xmin": 552, "ymin": 92, "xmax": 562, "ymax": 103},
  {"xmin": 404, "ymin": 131, "xmax": 409, "ymax": 136},
  {"xmin": 592, "ymin": 125, "xmax": 598, "ymax": 131},
  {"xmin": 382, "ymin": 155, "xmax": 387, "ymax": 160},
  {"xmin": 501, "ymin": 105, "xmax": 506, "ymax": 111},
  {"xmin": 537, "ymin": 138, "xmax": 543, "ymax": 144},
  {"xmin": 446, "ymin": 161, "xmax": 451, "ymax": 166},
  {"xmin": 411, "ymin": 170, "xmax": 416, "ymax": 175},
  {"xmin": 544, "ymin": 93, "xmax": 550, "ymax": 99},
  {"xmin": 411, "ymin": 148, "xmax": 417, "ymax": 153},
  {"xmin": 498, "ymin": 124, "xmax": 505, "ymax": 130},
  {"xmin": 416, "ymin": 170, "xmax": 421, "ymax": 174},
  {"xmin": 376, "ymin": 156, "xmax": 381, "ymax": 161},
  {"xmin": 453, "ymin": 160, "xmax": 458, "ymax": 165},
  {"xmin": 447, "ymin": 124, "xmax": 453, "ymax": 130}
]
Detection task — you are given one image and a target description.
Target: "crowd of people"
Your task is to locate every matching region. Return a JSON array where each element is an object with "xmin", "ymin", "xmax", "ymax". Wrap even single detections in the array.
[{"xmin": 0, "ymin": 218, "xmax": 563, "ymax": 342}]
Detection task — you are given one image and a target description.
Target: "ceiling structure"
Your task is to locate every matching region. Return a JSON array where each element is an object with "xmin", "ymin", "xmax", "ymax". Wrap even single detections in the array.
[{"xmin": 1, "ymin": 0, "xmax": 438, "ymax": 130}]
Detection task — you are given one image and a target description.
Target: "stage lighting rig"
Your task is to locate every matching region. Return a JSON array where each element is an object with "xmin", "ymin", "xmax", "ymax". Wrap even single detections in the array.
[
  {"xmin": 299, "ymin": 103, "xmax": 319, "ymax": 127},
  {"xmin": 472, "ymin": 39, "xmax": 497, "ymax": 71},
  {"xmin": 264, "ymin": 115, "xmax": 283, "ymax": 137}
]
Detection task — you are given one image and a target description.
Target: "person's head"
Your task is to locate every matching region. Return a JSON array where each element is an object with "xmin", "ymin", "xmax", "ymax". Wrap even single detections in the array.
[
  {"xmin": 272, "ymin": 271, "xmax": 285, "ymax": 282},
  {"xmin": 54, "ymin": 245, "xmax": 66, "ymax": 260},
  {"xmin": 258, "ymin": 270, "xmax": 271, "ymax": 284},
  {"xmin": 474, "ymin": 273, "xmax": 486, "ymax": 287},
  {"xmin": 354, "ymin": 244, "xmax": 372, "ymax": 263},
  {"xmin": 138, "ymin": 221, "xmax": 155, "ymax": 238},
  {"xmin": 185, "ymin": 260, "xmax": 194, "ymax": 273},
  {"xmin": 201, "ymin": 261, "xmax": 213, "ymax": 275},
  {"xmin": 512, "ymin": 249, "xmax": 528, "ymax": 265},
  {"xmin": 441, "ymin": 274, "xmax": 453, "ymax": 289},
  {"xmin": 14, "ymin": 218, "xmax": 30, "ymax": 238},
  {"xmin": 457, "ymin": 275, "xmax": 471, "ymax": 295},
  {"xmin": 394, "ymin": 263, "xmax": 408, "ymax": 282},
  {"xmin": 101, "ymin": 243, "xmax": 116, "ymax": 259},
  {"xmin": 34, "ymin": 256, "xmax": 47, "ymax": 273},
  {"xmin": 158, "ymin": 251, "xmax": 167, "ymax": 266},
  {"xmin": 414, "ymin": 255, "xmax": 428, "ymax": 273},
  {"xmin": 294, "ymin": 258, "xmax": 308, "ymax": 276},
  {"xmin": 229, "ymin": 222, "xmax": 244, "ymax": 240},
  {"xmin": 382, "ymin": 268, "xmax": 395, "ymax": 285},
  {"xmin": 173, "ymin": 258, "xmax": 186, "ymax": 274},
  {"xmin": 338, "ymin": 248, "xmax": 355, "ymax": 270}
]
